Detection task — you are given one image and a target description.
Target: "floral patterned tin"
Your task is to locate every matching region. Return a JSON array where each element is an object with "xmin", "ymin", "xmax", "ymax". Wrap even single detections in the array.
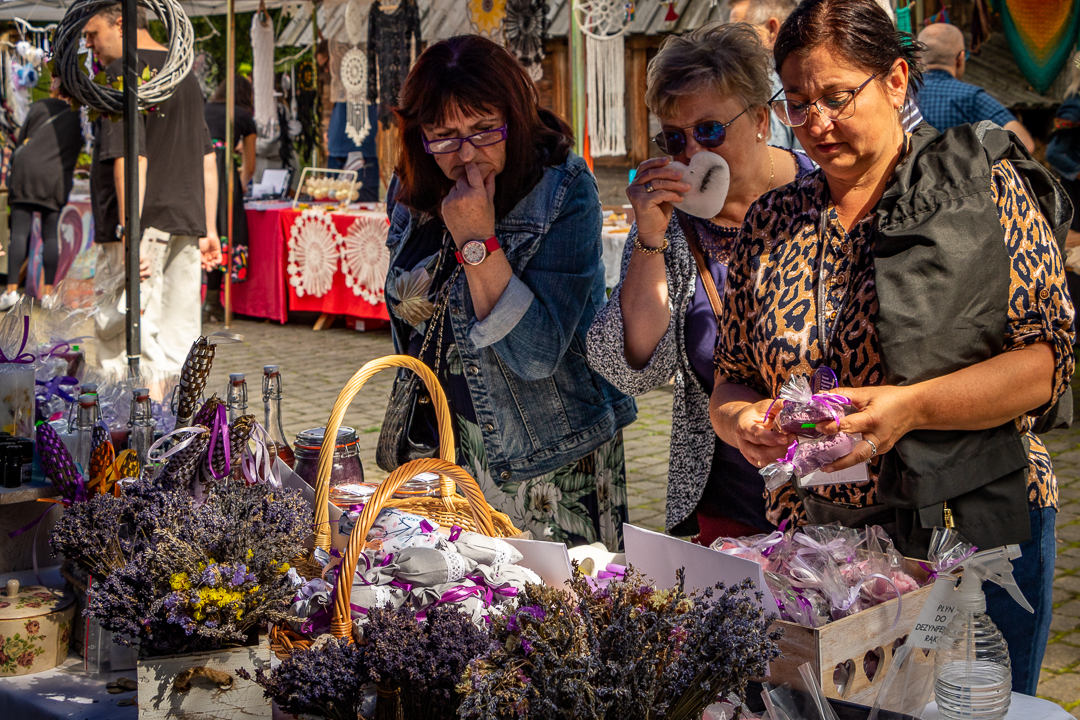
[{"xmin": 0, "ymin": 585, "xmax": 74, "ymax": 676}]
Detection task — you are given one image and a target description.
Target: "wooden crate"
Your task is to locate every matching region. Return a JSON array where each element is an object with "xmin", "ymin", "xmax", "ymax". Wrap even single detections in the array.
[
  {"xmin": 757, "ymin": 559, "xmax": 934, "ymax": 706},
  {"xmin": 136, "ymin": 634, "xmax": 271, "ymax": 720}
]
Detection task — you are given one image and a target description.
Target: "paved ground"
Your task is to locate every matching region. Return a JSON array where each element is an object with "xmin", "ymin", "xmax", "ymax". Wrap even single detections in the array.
[{"xmin": 204, "ymin": 314, "xmax": 1078, "ymax": 713}]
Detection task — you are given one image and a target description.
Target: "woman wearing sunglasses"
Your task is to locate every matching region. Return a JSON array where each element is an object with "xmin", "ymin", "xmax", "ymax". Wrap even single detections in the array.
[
  {"xmin": 710, "ymin": 0, "xmax": 1072, "ymax": 694},
  {"xmin": 383, "ymin": 35, "xmax": 635, "ymax": 550},
  {"xmin": 587, "ymin": 23, "xmax": 813, "ymax": 546}
]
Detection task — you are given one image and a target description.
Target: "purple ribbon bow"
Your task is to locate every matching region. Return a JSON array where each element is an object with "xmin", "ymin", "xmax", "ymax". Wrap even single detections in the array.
[{"xmin": 36, "ymin": 375, "xmax": 79, "ymax": 404}]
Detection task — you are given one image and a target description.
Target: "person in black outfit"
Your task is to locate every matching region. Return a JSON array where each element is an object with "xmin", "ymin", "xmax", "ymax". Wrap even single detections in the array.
[
  {"xmin": 203, "ymin": 75, "xmax": 257, "ymax": 322},
  {"xmin": 3, "ymin": 81, "xmax": 83, "ymax": 308}
]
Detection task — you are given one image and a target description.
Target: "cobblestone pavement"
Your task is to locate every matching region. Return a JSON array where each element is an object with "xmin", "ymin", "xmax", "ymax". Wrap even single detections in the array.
[{"xmin": 206, "ymin": 315, "xmax": 1078, "ymax": 713}]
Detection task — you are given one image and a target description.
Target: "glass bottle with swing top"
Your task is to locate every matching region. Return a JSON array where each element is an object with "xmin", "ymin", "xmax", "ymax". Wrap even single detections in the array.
[{"xmin": 262, "ymin": 365, "xmax": 295, "ymax": 467}]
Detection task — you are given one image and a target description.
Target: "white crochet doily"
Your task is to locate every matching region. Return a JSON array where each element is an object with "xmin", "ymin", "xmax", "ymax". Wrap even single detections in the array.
[
  {"xmin": 339, "ymin": 217, "xmax": 390, "ymax": 305},
  {"xmin": 287, "ymin": 210, "xmax": 341, "ymax": 298},
  {"xmin": 344, "ymin": 0, "xmax": 367, "ymax": 45}
]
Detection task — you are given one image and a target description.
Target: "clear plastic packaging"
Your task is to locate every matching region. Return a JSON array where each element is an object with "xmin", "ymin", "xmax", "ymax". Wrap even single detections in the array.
[{"xmin": 774, "ymin": 376, "xmax": 853, "ymax": 439}]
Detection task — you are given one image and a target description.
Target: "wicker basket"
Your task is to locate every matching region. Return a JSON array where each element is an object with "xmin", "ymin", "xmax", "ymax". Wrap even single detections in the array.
[{"xmin": 271, "ymin": 355, "xmax": 519, "ymax": 657}]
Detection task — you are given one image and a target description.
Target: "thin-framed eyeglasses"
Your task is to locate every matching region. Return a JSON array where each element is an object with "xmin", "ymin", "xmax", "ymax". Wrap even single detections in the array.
[
  {"xmin": 768, "ymin": 74, "xmax": 879, "ymax": 128},
  {"xmin": 652, "ymin": 108, "xmax": 748, "ymax": 156},
  {"xmin": 422, "ymin": 124, "xmax": 508, "ymax": 154}
]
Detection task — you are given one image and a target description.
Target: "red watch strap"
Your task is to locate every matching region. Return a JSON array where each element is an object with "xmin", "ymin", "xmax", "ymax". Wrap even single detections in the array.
[{"xmin": 455, "ymin": 235, "xmax": 500, "ymax": 265}]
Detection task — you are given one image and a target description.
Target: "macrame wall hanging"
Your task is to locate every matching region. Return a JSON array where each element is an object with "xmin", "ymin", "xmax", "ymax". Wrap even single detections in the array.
[
  {"xmin": 469, "ymin": 0, "xmax": 508, "ymax": 43},
  {"xmin": 574, "ymin": 0, "xmax": 632, "ymax": 157},
  {"xmin": 340, "ymin": 0, "xmax": 371, "ymax": 145},
  {"xmin": 504, "ymin": 0, "xmax": 547, "ymax": 81},
  {"xmin": 998, "ymin": 0, "xmax": 1080, "ymax": 94},
  {"xmin": 251, "ymin": 3, "xmax": 278, "ymax": 140}
]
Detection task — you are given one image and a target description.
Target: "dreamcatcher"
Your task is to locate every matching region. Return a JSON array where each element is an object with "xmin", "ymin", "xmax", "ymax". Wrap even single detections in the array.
[
  {"xmin": 339, "ymin": 218, "xmax": 390, "ymax": 305},
  {"xmin": 287, "ymin": 210, "xmax": 342, "ymax": 298},
  {"xmin": 340, "ymin": 49, "xmax": 372, "ymax": 145},
  {"xmin": 574, "ymin": 0, "xmax": 632, "ymax": 157},
  {"xmin": 469, "ymin": 0, "xmax": 508, "ymax": 42},
  {"xmin": 504, "ymin": 0, "xmax": 547, "ymax": 81}
]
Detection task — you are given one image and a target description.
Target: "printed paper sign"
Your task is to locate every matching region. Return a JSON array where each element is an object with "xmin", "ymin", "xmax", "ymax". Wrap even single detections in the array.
[
  {"xmin": 504, "ymin": 537, "xmax": 575, "ymax": 590},
  {"xmin": 910, "ymin": 576, "xmax": 961, "ymax": 649}
]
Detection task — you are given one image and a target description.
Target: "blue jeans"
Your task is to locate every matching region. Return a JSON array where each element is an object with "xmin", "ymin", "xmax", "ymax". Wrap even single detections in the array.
[{"xmin": 984, "ymin": 506, "xmax": 1055, "ymax": 696}]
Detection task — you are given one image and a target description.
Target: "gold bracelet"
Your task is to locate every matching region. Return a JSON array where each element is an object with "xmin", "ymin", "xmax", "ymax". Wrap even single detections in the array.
[{"xmin": 633, "ymin": 236, "xmax": 668, "ymax": 255}]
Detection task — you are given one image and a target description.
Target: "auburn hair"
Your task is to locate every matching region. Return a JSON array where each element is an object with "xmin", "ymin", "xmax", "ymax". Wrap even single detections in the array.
[{"xmin": 393, "ymin": 35, "xmax": 573, "ymax": 219}]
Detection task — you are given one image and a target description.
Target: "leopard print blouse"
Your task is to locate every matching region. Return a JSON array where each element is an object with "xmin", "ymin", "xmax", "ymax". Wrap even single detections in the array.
[{"xmin": 716, "ymin": 159, "xmax": 1075, "ymax": 529}]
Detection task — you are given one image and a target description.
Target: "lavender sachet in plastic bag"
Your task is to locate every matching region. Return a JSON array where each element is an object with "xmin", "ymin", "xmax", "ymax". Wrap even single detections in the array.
[{"xmin": 773, "ymin": 375, "xmax": 853, "ymax": 439}]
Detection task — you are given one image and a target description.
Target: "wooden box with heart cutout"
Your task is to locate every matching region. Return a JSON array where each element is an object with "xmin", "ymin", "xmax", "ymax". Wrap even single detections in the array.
[{"xmin": 755, "ymin": 558, "xmax": 934, "ymax": 706}]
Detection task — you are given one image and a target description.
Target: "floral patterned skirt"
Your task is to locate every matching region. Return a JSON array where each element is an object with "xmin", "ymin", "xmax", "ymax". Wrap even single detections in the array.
[{"xmin": 457, "ymin": 417, "xmax": 628, "ymax": 552}]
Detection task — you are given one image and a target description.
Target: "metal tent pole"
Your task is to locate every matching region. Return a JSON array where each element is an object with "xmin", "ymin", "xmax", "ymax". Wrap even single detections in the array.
[
  {"xmin": 569, "ymin": 13, "xmax": 585, "ymax": 157},
  {"xmin": 122, "ymin": 0, "xmax": 141, "ymax": 378},
  {"xmin": 224, "ymin": 0, "xmax": 236, "ymax": 328}
]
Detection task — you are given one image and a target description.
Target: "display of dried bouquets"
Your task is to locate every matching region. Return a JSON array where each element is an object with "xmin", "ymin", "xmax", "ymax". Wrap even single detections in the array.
[
  {"xmin": 458, "ymin": 567, "xmax": 782, "ymax": 720},
  {"xmin": 238, "ymin": 636, "xmax": 372, "ymax": 720}
]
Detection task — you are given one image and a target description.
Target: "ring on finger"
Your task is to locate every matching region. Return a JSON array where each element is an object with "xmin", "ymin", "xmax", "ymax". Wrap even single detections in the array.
[
  {"xmin": 865, "ymin": 439, "xmax": 878, "ymax": 459},
  {"xmin": 644, "ymin": 181, "xmax": 655, "ymax": 193}
]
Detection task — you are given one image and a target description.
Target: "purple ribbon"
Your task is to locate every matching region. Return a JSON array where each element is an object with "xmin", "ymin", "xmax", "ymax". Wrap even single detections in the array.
[
  {"xmin": 466, "ymin": 571, "xmax": 519, "ymax": 600},
  {"xmin": 812, "ymin": 392, "xmax": 853, "ymax": 424},
  {"xmin": 449, "ymin": 525, "xmax": 463, "ymax": 542},
  {"xmin": 794, "ymin": 534, "xmax": 856, "ymax": 564},
  {"xmin": 919, "ymin": 545, "xmax": 977, "ymax": 580},
  {"xmin": 0, "ymin": 316, "xmax": 35, "ymax": 364},
  {"xmin": 206, "ymin": 404, "xmax": 231, "ymax": 480},
  {"xmin": 36, "ymin": 375, "xmax": 79, "ymax": 404},
  {"xmin": 41, "ymin": 337, "xmax": 91, "ymax": 359}
]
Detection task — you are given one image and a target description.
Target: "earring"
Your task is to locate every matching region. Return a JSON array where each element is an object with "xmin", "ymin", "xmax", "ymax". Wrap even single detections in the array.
[{"xmin": 757, "ymin": 132, "xmax": 764, "ymax": 140}]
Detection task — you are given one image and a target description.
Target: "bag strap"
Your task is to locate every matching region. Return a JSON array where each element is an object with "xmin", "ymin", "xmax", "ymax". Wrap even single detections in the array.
[
  {"xmin": 18, "ymin": 109, "xmax": 64, "ymax": 147},
  {"xmin": 675, "ymin": 210, "xmax": 723, "ymax": 321}
]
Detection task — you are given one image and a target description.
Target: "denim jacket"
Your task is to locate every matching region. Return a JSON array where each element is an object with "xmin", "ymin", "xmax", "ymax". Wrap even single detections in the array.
[{"xmin": 385, "ymin": 152, "xmax": 636, "ymax": 481}]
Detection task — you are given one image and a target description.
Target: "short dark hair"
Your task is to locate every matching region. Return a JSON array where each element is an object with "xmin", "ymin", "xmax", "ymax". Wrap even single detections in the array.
[
  {"xmin": 774, "ymin": 0, "xmax": 924, "ymax": 102},
  {"xmin": 210, "ymin": 74, "xmax": 254, "ymax": 114},
  {"xmin": 392, "ymin": 34, "xmax": 573, "ymax": 219},
  {"xmin": 95, "ymin": 3, "xmax": 149, "ymax": 29}
]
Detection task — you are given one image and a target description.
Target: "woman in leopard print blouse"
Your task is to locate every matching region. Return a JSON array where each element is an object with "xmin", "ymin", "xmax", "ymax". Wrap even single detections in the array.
[
  {"xmin": 587, "ymin": 23, "xmax": 812, "ymax": 545},
  {"xmin": 709, "ymin": 0, "xmax": 1073, "ymax": 695}
]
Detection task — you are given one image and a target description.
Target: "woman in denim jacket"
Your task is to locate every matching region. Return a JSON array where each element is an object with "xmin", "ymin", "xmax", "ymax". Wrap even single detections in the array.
[{"xmin": 383, "ymin": 35, "xmax": 635, "ymax": 550}]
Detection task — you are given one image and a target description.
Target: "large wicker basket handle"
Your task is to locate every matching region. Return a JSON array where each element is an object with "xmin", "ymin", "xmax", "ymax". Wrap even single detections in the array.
[
  {"xmin": 330, "ymin": 457, "xmax": 495, "ymax": 639},
  {"xmin": 312, "ymin": 355, "xmax": 455, "ymax": 551}
]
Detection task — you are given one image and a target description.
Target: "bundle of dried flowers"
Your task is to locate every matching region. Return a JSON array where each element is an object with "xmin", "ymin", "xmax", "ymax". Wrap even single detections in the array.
[
  {"xmin": 74, "ymin": 480, "xmax": 307, "ymax": 656},
  {"xmin": 361, "ymin": 604, "xmax": 492, "ymax": 720},
  {"xmin": 458, "ymin": 567, "xmax": 781, "ymax": 720},
  {"xmin": 238, "ymin": 637, "xmax": 370, "ymax": 720}
]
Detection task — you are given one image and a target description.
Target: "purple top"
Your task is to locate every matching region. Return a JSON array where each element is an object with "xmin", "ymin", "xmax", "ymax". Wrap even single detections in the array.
[{"xmin": 687, "ymin": 149, "xmax": 816, "ymax": 530}]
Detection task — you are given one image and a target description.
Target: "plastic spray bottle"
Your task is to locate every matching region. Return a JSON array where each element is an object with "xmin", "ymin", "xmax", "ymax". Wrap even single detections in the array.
[{"xmin": 933, "ymin": 545, "xmax": 1033, "ymax": 720}]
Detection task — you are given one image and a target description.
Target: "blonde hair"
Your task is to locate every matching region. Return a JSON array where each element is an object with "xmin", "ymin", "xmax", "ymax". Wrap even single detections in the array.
[{"xmin": 645, "ymin": 22, "xmax": 774, "ymax": 120}]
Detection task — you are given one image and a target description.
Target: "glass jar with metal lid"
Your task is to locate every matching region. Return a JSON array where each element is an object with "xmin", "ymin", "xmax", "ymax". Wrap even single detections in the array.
[{"xmin": 293, "ymin": 426, "xmax": 364, "ymax": 488}]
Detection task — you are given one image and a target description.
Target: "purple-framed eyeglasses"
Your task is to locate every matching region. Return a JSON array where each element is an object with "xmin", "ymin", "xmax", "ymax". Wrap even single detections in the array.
[{"xmin": 422, "ymin": 124, "xmax": 508, "ymax": 154}]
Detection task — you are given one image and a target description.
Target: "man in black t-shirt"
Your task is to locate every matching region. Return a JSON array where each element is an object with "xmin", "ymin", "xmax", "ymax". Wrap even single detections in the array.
[{"xmin": 85, "ymin": 5, "xmax": 220, "ymax": 378}]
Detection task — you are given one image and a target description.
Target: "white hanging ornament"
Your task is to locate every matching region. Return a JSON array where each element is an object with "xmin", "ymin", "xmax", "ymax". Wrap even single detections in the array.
[
  {"xmin": 287, "ymin": 210, "xmax": 342, "ymax": 298},
  {"xmin": 340, "ymin": 47, "xmax": 372, "ymax": 146},
  {"xmin": 573, "ymin": 0, "xmax": 631, "ymax": 157},
  {"xmin": 340, "ymin": 217, "xmax": 391, "ymax": 305}
]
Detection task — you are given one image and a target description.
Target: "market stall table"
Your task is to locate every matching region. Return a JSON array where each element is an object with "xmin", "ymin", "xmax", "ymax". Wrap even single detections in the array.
[{"xmin": 235, "ymin": 202, "xmax": 391, "ymax": 328}]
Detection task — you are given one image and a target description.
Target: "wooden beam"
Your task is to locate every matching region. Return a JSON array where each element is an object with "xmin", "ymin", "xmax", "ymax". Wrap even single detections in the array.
[
  {"xmin": 628, "ymin": 46, "xmax": 649, "ymax": 166},
  {"xmin": 550, "ymin": 40, "xmax": 570, "ymax": 125}
]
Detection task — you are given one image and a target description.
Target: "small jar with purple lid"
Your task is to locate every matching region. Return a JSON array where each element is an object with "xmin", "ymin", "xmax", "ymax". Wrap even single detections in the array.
[{"xmin": 293, "ymin": 427, "xmax": 364, "ymax": 488}]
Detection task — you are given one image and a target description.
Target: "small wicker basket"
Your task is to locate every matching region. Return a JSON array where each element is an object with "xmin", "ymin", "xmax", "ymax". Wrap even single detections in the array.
[{"xmin": 271, "ymin": 355, "xmax": 519, "ymax": 657}]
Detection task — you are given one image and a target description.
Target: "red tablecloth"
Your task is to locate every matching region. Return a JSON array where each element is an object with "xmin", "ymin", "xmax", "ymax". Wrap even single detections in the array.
[
  {"xmin": 231, "ymin": 204, "xmax": 390, "ymax": 324},
  {"xmin": 231, "ymin": 205, "xmax": 290, "ymax": 323}
]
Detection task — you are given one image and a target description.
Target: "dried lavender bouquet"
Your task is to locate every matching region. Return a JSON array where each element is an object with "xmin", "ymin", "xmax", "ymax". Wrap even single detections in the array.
[
  {"xmin": 238, "ymin": 637, "xmax": 370, "ymax": 720},
  {"xmin": 458, "ymin": 567, "xmax": 781, "ymax": 720},
  {"xmin": 82, "ymin": 480, "xmax": 308, "ymax": 656},
  {"xmin": 361, "ymin": 604, "xmax": 493, "ymax": 720}
]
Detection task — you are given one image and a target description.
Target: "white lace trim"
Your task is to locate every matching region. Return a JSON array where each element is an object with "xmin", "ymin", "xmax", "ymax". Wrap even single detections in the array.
[
  {"xmin": 441, "ymin": 550, "xmax": 469, "ymax": 582},
  {"xmin": 492, "ymin": 539, "xmax": 513, "ymax": 566},
  {"xmin": 373, "ymin": 585, "xmax": 391, "ymax": 609}
]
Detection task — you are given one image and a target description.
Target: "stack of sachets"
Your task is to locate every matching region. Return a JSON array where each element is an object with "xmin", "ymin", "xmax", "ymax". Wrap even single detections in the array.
[
  {"xmin": 289, "ymin": 506, "xmax": 540, "ymax": 636},
  {"xmin": 711, "ymin": 523, "xmax": 925, "ymax": 628}
]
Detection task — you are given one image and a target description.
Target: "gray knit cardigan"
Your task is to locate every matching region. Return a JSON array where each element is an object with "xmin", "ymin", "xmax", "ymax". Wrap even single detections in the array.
[{"xmin": 585, "ymin": 214, "xmax": 715, "ymax": 536}]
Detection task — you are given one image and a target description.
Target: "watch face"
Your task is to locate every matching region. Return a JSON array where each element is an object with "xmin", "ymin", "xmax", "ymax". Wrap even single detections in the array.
[{"xmin": 461, "ymin": 240, "xmax": 488, "ymax": 265}]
